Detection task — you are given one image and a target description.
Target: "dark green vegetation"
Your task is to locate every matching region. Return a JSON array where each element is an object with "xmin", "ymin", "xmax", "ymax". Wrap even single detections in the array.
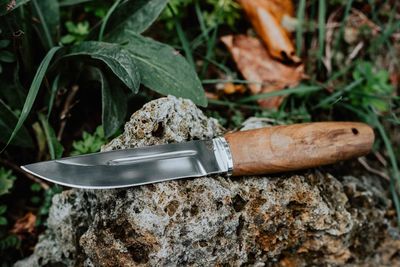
[{"xmin": 0, "ymin": 0, "xmax": 399, "ymax": 265}]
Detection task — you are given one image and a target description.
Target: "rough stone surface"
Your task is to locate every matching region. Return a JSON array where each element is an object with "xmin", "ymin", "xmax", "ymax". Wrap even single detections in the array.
[{"xmin": 15, "ymin": 96, "xmax": 400, "ymax": 267}]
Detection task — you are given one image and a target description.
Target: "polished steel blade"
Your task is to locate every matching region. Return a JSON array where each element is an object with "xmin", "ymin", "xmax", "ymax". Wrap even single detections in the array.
[{"xmin": 21, "ymin": 138, "xmax": 233, "ymax": 189}]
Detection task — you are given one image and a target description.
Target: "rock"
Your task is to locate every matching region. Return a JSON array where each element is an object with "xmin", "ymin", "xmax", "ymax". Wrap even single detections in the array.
[
  {"xmin": 101, "ymin": 95, "xmax": 223, "ymax": 151},
  {"xmin": 15, "ymin": 96, "xmax": 400, "ymax": 266}
]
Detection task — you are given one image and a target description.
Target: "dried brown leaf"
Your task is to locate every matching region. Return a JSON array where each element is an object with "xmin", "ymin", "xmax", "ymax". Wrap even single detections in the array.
[
  {"xmin": 11, "ymin": 212, "xmax": 36, "ymax": 236},
  {"xmin": 222, "ymin": 83, "xmax": 247, "ymax": 95},
  {"xmin": 238, "ymin": 0, "xmax": 299, "ymax": 62},
  {"xmin": 221, "ymin": 35, "xmax": 303, "ymax": 108}
]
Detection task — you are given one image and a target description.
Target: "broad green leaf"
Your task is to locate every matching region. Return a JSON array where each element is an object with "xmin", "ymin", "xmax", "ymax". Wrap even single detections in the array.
[
  {"xmin": 31, "ymin": 0, "xmax": 59, "ymax": 49},
  {"xmin": 92, "ymin": 0, "xmax": 168, "ymax": 39},
  {"xmin": 109, "ymin": 30, "xmax": 207, "ymax": 107},
  {"xmin": 87, "ymin": 67, "xmax": 127, "ymax": 137},
  {"xmin": 0, "ymin": 99, "xmax": 33, "ymax": 147},
  {"xmin": 0, "ymin": 0, "xmax": 30, "ymax": 16},
  {"xmin": 65, "ymin": 41, "xmax": 140, "ymax": 93},
  {"xmin": 100, "ymin": 70, "xmax": 127, "ymax": 138},
  {"xmin": 38, "ymin": 113, "xmax": 64, "ymax": 159},
  {"xmin": 2, "ymin": 46, "xmax": 61, "ymax": 150}
]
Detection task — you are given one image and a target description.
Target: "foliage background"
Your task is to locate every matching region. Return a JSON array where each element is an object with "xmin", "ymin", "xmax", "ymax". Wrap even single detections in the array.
[{"xmin": 0, "ymin": 0, "xmax": 399, "ymax": 265}]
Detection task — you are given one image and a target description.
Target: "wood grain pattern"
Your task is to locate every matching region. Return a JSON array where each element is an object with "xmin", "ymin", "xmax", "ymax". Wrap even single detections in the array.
[{"xmin": 224, "ymin": 122, "xmax": 374, "ymax": 176}]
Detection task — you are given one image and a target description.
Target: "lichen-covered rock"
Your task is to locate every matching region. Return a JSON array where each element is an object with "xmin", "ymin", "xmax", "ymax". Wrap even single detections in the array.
[
  {"xmin": 15, "ymin": 96, "xmax": 400, "ymax": 267},
  {"xmin": 102, "ymin": 95, "xmax": 223, "ymax": 151}
]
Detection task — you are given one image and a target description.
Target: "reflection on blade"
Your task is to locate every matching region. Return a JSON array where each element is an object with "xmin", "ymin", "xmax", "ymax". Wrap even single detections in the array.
[{"xmin": 21, "ymin": 140, "xmax": 224, "ymax": 189}]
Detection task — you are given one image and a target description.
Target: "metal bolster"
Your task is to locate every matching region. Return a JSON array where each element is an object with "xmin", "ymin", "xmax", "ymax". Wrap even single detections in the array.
[{"xmin": 212, "ymin": 137, "xmax": 234, "ymax": 176}]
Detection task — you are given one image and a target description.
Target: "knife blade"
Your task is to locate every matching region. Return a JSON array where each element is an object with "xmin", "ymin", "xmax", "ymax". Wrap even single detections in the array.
[{"xmin": 22, "ymin": 122, "xmax": 374, "ymax": 189}]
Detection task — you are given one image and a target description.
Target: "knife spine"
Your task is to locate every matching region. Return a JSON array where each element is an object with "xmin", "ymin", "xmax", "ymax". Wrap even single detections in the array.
[{"xmin": 212, "ymin": 137, "xmax": 234, "ymax": 176}]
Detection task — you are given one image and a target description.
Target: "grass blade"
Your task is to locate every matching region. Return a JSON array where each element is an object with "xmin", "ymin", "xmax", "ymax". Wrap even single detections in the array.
[
  {"xmin": 318, "ymin": 0, "xmax": 326, "ymax": 66},
  {"xmin": 47, "ymin": 74, "xmax": 60, "ymax": 119},
  {"xmin": 296, "ymin": 0, "xmax": 306, "ymax": 56},
  {"xmin": 194, "ymin": 0, "xmax": 208, "ymax": 42},
  {"xmin": 98, "ymin": 0, "xmax": 122, "ymax": 41},
  {"xmin": 314, "ymin": 78, "xmax": 364, "ymax": 109},
  {"xmin": 59, "ymin": 0, "xmax": 92, "ymax": 7},
  {"xmin": 38, "ymin": 113, "xmax": 63, "ymax": 159},
  {"xmin": 370, "ymin": 111, "xmax": 400, "ymax": 226},
  {"xmin": 202, "ymin": 79, "xmax": 264, "ymax": 85},
  {"xmin": 197, "ymin": 55, "xmax": 232, "ymax": 75},
  {"xmin": 201, "ymin": 25, "xmax": 218, "ymax": 78},
  {"xmin": 0, "ymin": 99, "xmax": 33, "ymax": 148},
  {"xmin": 333, "ymin": 0, "xmax": 353, "ymax": 53},
  {"xmin": 208, "ymin": 99, "xmax": 263, "ymax": 111},
  {"xmin": 238, "ymin": 85, "xmax": 323, "ymax": 103},
  {"xmin": 190, "ymin": 24, "xmax": 217, "ymax": 50},
  {"xmin": 31, "ymin": 0, "xmax": 55, "ymax": 49},
  {"xmin": 2, "ymin": 46, "xmax": 61, "ymax": 151},
  {"xmin": 167, "ymin": 4, "xmax": 195, "ymax": 70}
]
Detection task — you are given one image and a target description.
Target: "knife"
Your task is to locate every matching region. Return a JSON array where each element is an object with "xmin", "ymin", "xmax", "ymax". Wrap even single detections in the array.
[{"xmin": 21, "ymin": 122, "xmax": 374, "ymax": 189}]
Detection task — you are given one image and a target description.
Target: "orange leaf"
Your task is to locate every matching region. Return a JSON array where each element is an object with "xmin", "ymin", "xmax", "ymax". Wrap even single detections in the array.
[
  {"xmin": 11, "ymin": 212, "xmax": 36, "ymax": 236},
  {"xmin": 238, "ymin": 0, "xmax": 299, "ymax": 62},
  {"xmin": 222, "ymin": 82, "xmax": 247, "ymax": 95},
  {"xmin": 221, "ymin": 35, "xmax": 303, "ymax": 108}
]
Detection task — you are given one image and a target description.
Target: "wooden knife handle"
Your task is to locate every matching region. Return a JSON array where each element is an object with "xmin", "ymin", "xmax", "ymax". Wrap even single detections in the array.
[{"xmin": 224, "ymin": 122, "xmax": 374, "ymax": 176}]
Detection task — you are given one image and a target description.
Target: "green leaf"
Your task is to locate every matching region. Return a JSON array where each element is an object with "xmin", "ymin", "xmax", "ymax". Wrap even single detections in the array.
[
  {"xmin": 296, "ymin": 0, "xmax": 306, "ymax": 56},
  {"xmin": 0, "ymin": 50, "xmax": 15, "ymax": 62},
  {"xmin": 318, "ymin": 0, "xmax": 326, "ymax": 63},
  {"xmin": 0, "ymin": 39, "xmax": 10, "ymax": 48},
  {"xmin": 91, "ymin": 67, "xmax": 127, "ymax": 138},
  {"xmin": 66, "ymin": 21, "xmax": 89, "ymax": 35},
  {"xmin": 60, "ymin": 34, "xmax": 75, "ymax": 44},
  {"xmin": 38, "ymin": 113, "xmax": 64, "ymax": 159},
  {"xmin": 0, "ymin": 0, "xmax": 30, "ymax": 16},
  {"xmin": 0, "ymin": 205, "xmax": 6, "ymax": 214},
  {"xmin": 98, "ymin": 0, "xmax": 122, "ymax": 41},
  {"xmin": 109, "ymin": 30, "xmax": 207, "ymax": 107},
  {"xmin": 2, "ymin": 46, "xmax": 61, "ymax": 151},
  {"xmin": 0, "ymin": 99, "xmax": 33, "ymax": 147},
  {"xmin": 47, "ymin": 74, "xmax": 60, "ymax": 118},
  {"xmin": 65, "ymin": 41, "xmax": 140, "ymax": 93},
  {"xmin": 30, "ymin": 196, "xmax": 40, "ymax": 204},
  {"xmin": 0, "ymin": 167, "xmax": 16, "ymax": 196},
  {"xmin": 168, "ymin": 4, "xmax": 195, "ymax": 70},
  {"xmin": 0, "ymin": 216, "xmax": 7, "ymax": 225},
  {"xmin": 58, "ymin": 0, "xmax": 92, "ymax": 7},
  {"xmin": 71, "ymin": 126, "xmax": 106, "ymax": 156},
  {"xmin": 31, "ymin": 0, "xmax": 59, "ymax": 49},
  {"xmin": 0, "ymin": 64, "xmax": 27, "ymax": 109},
  {"xmin": 30, "ymin": 183, "xmax": 41, "ymax": 192},
  {"xmin": 94, "ymin": 0, "xmax": 168, "ymax": 39}
]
